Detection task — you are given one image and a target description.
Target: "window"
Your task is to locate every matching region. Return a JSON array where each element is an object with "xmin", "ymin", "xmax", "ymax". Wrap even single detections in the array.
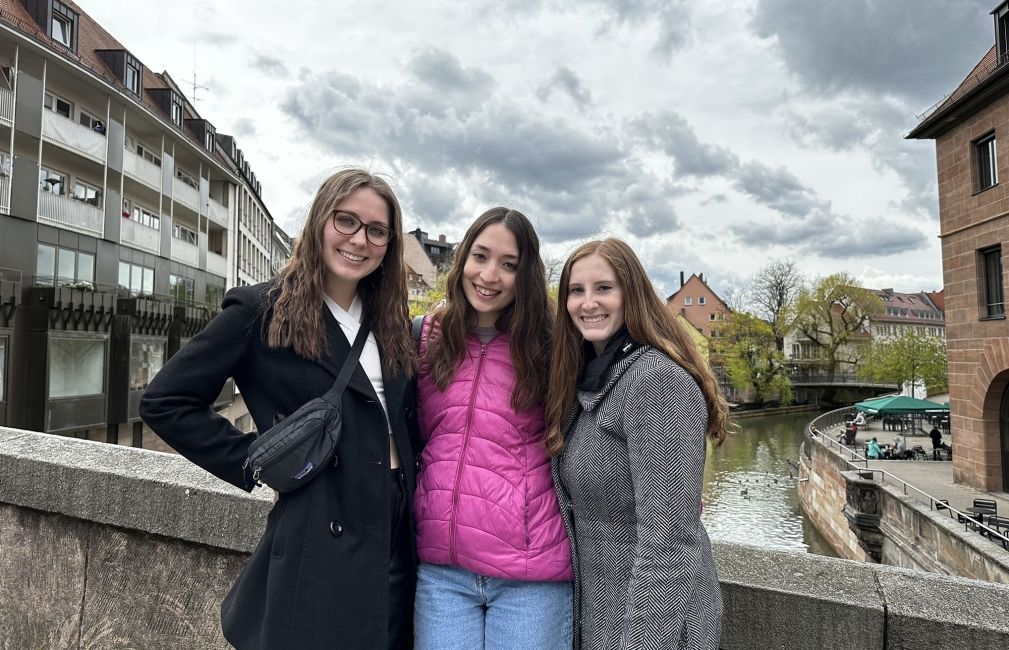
[
  {"xmin": 48, "ymin": 337, "xmax": 104, "ymax": 398},
  {"xmin": 36, "ymin": 244, "xmax": 93, "ymax": 287},
  {"xmin": 170, "ymin": 93, "xmax": 183, "ymax": 127},
  {"xmin": 173, "ymin": 223, "xmax": 197, "ymax": 245},
  {"xmin": 709, "ymin": 313, "xmax": 716, "ymax": 321},
  {"xmin": 51, "ymin": 13, "xmax": 71, "ymax": 47},
  {"xmin": 131, "ymin": 204, "xmax": 160, "ymax": 230},
  {"xmin": 43, "ymin": 92, "xmax": 73, "ymax": 119},
  {"xmin": 129, "ymin": 340, "xmax": 165, "ymax": 391},
  {"xmin": 206, "ymin": 284, "xmax": 224, "ymax": 308},
  {"xmin": 78, "ymin": 110, "xmax": 105, "ymax": 135},
  {"xmin": 169, "ymin": 274, "xmax": 195, "ymax": 303},
  {"xmin": 72, "ymin": 180, "xmax": 102, "ymax": 206},
  {"xmin": 124, "ymin": 55, "xmax": 141, "ymax": 96},
  {"xmin": 176, "ymin": 168, "xmax": 198, "ymax": 189},
  {"xmin": 118, "ymin": 261, "xmax": 154, "ymax": 296},
  {"xmin": 980, "ymin": 245, "xmax": 1005, "ymax": 319},
  {"xmin": 974, "ymin": 132, "xmax": 998, "ymax": 192},
  {"xmin": 0, "ymin": 152, "xmax": 10, "ymax": 177},
  {"xmin": 0, "ymin": 336, "xmax": 5, "ymax": 401},
  {"xmin": 698, "ymin": 296, "xmax": 706, "ymax": 305},
  {"xmin": 136, "ymin": 142, "xmax": 161, "ymax": 166},
  {"xmin": 684, "ymin": 296, "xmax": 692, "ymax": 305}
]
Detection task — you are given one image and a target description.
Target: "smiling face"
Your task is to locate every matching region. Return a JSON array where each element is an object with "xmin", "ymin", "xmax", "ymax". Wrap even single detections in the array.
[
  {"xmin": 566, "ymin": 253, "xmax": 625, "ymax": 355},
  {"xmin": 461, "ymin": 222, "xmax": 519, "ymax": 327},
  {"xmin": 322, "ymin": 186, "xmax": 390, "ymax": 308}
]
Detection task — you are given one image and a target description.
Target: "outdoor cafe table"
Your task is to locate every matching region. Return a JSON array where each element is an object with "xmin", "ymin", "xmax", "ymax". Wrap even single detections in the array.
[{"xmin": 964, "ymin": 506, "xmax": 996, "ymax": 530}]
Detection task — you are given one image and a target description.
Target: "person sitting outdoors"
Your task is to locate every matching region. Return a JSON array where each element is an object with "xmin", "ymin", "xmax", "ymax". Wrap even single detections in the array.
[
  {"xmin": 866, "ymin": 437, "xmax": 882, "ymax": 459},
  {"xmin": 894, "ymin": 436, "xmax": 908, "ymax": 460},
  {"xmin": 853, "ymin": 411, "xmax": 867, "ymax": 428}
]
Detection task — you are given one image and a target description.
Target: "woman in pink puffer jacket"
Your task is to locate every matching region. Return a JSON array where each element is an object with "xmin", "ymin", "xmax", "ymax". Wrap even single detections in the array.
[{"xmin": 413, "ymin": 208, "xmax": 572, "ymax": 650}]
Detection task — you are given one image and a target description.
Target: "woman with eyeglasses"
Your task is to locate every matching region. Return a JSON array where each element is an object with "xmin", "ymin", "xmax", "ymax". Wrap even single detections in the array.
[
  {"xmin": 411, "ymin": 208, "xmax": 573, "ymax": 650},
  {"xmin": 141, "ymin": 168, "xmax": 420, "ymax": 649}
]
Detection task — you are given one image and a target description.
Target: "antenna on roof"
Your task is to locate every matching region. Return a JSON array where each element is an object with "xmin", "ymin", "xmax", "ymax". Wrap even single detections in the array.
[{"xmin": 184, "ymin": 47, "xmax": 209, "ymax": 105}]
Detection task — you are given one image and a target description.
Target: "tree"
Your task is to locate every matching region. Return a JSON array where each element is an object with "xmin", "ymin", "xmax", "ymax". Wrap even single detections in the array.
[
  {"xmin": 711, "ymin": 312, "xmax": 792, "ymax": 405},
  {"xmin": 750, "ymin": 260, "xmax": 804, "ymax": 352},
  {"xmin": 408, "ymin": 272, "xmax": 447, "ymax": 318},
  {"xmin": 860, "ymin": 331, "xmax": 948, "ymax": 395},
  {"xmin": 791, "ymin": 273, "xmax": 884, "ymax": 383}
]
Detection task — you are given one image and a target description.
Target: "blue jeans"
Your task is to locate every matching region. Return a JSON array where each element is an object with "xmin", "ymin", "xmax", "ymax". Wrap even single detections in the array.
[{"xmin": 414, "ymin": 562, "xmax": 572, "ymax": 650}]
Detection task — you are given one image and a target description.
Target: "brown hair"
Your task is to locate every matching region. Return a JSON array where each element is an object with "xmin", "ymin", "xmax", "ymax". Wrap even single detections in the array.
[
  {"xmin": 425, "ymin": 207, "xmax": 550, "ymax": 410},
  {"xmin": 265, "ymin": 168, "xmax": 415, "ymax": 377},
  {"xmin": 544, "ymin": 238, "xmax": 729, "ymax": 455}
]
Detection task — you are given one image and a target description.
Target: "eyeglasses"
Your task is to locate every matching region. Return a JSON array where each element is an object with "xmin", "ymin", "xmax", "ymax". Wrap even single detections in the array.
[{"xmin": 331, "ymin": 211, "xmax": 393, "ymax": 247}]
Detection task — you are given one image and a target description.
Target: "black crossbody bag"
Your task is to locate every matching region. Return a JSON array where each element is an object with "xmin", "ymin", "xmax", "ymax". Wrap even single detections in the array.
[{"xmin": 244, "ymin": 321, "xmax": 370, "ymax": 493}]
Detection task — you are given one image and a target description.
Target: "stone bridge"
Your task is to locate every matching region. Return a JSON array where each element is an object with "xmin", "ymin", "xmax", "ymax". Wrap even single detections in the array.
[{"xmin": 1, "ymin": 426, "xmax": 1008, "ymax": 649}]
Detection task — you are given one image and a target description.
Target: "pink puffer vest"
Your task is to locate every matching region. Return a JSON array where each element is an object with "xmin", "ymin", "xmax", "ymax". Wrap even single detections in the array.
[{"xmin": 413, "ymin": 320, "xmax": 573, "ymax": 581}]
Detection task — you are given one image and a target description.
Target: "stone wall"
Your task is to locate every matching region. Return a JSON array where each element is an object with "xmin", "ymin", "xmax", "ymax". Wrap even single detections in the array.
[
  {"xmin": 798, "ymin": 434, "xmax": 868, "ymax": 561},
  {"xmin": 3, "ymin": 426, "xmax": 1009, "ymax": 649}
]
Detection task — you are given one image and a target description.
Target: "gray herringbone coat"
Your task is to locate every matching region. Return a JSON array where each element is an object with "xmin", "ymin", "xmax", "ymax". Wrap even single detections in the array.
[{"xmin": 552, "ymin": 346, "xmax": 722, "ymax": 650}]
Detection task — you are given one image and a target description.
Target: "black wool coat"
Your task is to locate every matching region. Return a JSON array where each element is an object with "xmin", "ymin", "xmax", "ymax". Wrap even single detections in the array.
[{"xmin": 139, "ymin": 283, "xmax": 419, "ymax": 650}]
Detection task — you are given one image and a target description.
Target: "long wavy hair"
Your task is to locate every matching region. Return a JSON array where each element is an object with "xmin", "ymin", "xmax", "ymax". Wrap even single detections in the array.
[
  {"xmin": 425, "ymin": 208, "xmax": 550, "ymax": 410},
  {"xmin": 544, "ymin": 238, "xmax": 729, "ymax": 455},
  {"xmin": 265, "ymin": 168, "xmax": 415, "ymax": 377}
]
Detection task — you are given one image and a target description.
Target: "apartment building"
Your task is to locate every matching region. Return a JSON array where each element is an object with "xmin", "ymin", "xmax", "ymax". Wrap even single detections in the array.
[
  {"xmin": 409, "ymin": 227, "xmax": 455, "ymax": 273},
  {"xmin": 907, "ymin": 1, "xmax": 1009, "ymax": 491},
  {"xmin": 0, "ymin": 0, "xmax": 280, "ymax": 445},
  {"xmin": 869, "ymin": 288, "xmax": 945, "ymax": 341}
]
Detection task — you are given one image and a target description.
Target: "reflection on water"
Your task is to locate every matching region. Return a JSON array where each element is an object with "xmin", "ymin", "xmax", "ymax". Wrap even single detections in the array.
[{"xmin": 702, "ymin": 411, "xmax": 836, "ymax": 557}]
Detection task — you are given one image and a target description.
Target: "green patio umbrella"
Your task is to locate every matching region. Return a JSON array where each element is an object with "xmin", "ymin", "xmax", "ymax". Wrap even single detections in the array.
[{"xmin": 854, "ymin": 396, "xmax": 949, "ymax": 454}]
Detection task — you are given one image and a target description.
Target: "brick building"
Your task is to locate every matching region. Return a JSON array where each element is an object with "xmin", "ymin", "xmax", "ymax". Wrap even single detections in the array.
[{"xmin": 907, "ymin": 3, "xmax": 1009, "ymax": 491}]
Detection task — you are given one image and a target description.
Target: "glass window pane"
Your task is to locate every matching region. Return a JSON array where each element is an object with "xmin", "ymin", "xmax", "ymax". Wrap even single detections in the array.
[
  {"xmin": 37, "ymin": 244, "xmax": 56, "ymax": 285},
  {"xmin": 77, "ymin": 253, "xmax": 93, "ymax": 284},
  {"xmin": 130, "ymin": 340, "xmax": 165, "ymax": 390},
  {"xmin": 118, "ymin": 262, "xmax": 130, "ymax": 291},
  {"xmin": 131, "ymin": 264, "xmax": 142, "ymax": 293},
  {"xmin": 57, "ymin": 248, "xmax": 75, "ymax": 285},
  {"xmin": 48, "ymin": 338, "xmax": 105, "ymax": 398},
  {"xmin": 142, "ymin": 268, "xmax": 154, "ymax": 296}
]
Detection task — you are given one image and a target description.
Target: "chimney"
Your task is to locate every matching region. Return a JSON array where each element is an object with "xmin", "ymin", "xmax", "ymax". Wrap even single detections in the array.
[
  {"xmin": 438, "ymin": 234, "xmax": 446, "ymax": 243},
  {"xmin": 699, "ymin": 273, "xmax": 704, "ymax": 282},
  {"xmin": 680, "ymin": 271, "xmax": 684, "ymax": 287}
]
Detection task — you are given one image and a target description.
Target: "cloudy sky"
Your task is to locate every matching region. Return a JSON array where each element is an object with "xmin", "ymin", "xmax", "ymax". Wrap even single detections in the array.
[{"xmin": 85, "ymin": 0, "xmax": 995, "ymax": 298}]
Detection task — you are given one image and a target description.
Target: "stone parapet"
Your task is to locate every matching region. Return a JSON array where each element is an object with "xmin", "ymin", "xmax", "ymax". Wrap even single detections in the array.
[{"xmin": 2, "ymin": 427, "xmax": 1009, "ymax": 648}]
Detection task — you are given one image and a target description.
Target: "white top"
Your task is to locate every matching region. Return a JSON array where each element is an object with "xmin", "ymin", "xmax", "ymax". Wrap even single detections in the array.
[{"xmin": 323, "ymin": 294, "xmax": 389, "ymax": 430}]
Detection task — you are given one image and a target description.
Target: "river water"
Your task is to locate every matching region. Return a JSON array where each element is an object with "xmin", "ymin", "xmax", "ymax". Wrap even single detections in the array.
[{"xmin": 701, "ymin": 410, "xmax": 836, "ymax": 557}]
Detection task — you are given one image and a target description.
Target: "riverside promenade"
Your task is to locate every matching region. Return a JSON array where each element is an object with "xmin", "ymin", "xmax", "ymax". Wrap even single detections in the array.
[{"xmin": 825, "ymin": 419, "xmax": 1009, "ymax": 516}]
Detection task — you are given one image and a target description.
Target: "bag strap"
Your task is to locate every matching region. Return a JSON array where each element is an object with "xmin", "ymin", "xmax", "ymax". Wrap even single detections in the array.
[
  {"xmin": 322, "ymin": 320, "xmax": 371, "ymax": 403},
  {"xmin": 411, "ymin": 315, "xmax": 426, "ymax": 351}
]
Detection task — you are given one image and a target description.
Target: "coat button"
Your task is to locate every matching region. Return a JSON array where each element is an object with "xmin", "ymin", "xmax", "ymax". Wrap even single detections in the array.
[{"xmin": 329, "ymin": 520, "xmax": 344, "ymax": 537}]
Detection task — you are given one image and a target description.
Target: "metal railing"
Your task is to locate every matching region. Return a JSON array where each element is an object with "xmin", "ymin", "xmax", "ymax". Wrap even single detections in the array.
[
  {"xmin": 805, "ymin": 408, "xmax": 1009, "ymax": 546},
  {"xmin": 0, "ymin": 87, "xmax": 13, "ymax": 123},
  {"xmin": 0, "ymin": 174, "xmax": 9, "ymax": 213},
  {"xmin": 42, "ymin": 110, "xmax": 107, "ymax": 162},
  {"xmin": 38, "ymin": 191, "xmax": 103, "ymax": 236},
  {"xmin": 123, "ymin": 149, "xmax": 162, "ymax": 190}
]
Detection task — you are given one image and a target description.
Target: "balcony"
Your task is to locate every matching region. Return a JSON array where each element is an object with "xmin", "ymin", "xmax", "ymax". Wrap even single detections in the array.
[
  {"xmin": 38, "ymin": 191, "xmax": 103, "ymax": 236},
  {"xmin": 207, "ymin": 197, "xmax": 228, "ymax": 227},
  {"xmin": 120, "ymin": 217, "xmax": 160, "ymax": 254},
  {"xmin": 42, "ymin": 110, "xmax": 107, "ymax": 162},
  {"xmin": 170, "ymin": 237, "xmax": 198, "ymax": 267},
  {"xmin": 0, "ymin": 174, "xmax": 9, "ymax": 213},
  {"xmin": 173, "ymin": 179, "xmax": 199, "ymax": 212},
  {"xmin": 206, "ymin": 251, "xmax": 228, "ymax": 278},
  {"xmin": 0, "ymin": 87, "xmax": 12, "ymax": 124},
  {"xmin": 123, "ymin": 149, "xmax": 161, "ymax": 190}
]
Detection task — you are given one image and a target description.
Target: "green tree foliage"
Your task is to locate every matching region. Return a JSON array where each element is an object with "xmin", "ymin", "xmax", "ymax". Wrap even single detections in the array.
[
  {"xmin": 860, "ymin": 331, "xmax": 948, "ymax": 394},
  {"xmin": 408, "ymin": 273, "xmax": 447, "ymax": 319},
  {"xmin": 792, "ymin": 273, "xmax": 884, "ymax": 380},
  {"xmin": 711, "ymin": 312, "xmax": 792, "ymax": 405}
]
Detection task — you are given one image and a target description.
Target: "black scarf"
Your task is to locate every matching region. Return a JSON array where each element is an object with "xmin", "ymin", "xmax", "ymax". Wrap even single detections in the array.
[{"xmin": 576, "ymin": 326, "xmax": 641, "ymax": 392}]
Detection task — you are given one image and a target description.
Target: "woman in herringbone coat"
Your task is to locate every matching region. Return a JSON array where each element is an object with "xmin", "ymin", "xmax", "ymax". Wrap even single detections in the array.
[{"xmin": 545, "ymin": 238, "xmax": 730, "ymax": 650}]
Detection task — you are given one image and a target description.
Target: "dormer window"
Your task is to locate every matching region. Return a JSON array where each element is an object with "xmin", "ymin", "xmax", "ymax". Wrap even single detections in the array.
[
  {"xmin": 50, "ymin": 2, "xmax": 77, "ymax": 50},
  {"xmin": 171, "ymin": 93, "xmax": 183, "ymax": 127},
  {"xmin": 996, "ymin": 2, "xmax": 1009, "ymax": 64},
  {"xmin": 125, "ymin": 55, "xmax": 141, "ymax": 95},
  {"xmin": 96, "ymin": 49, "xmax": 144, "ymax": 98}
]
